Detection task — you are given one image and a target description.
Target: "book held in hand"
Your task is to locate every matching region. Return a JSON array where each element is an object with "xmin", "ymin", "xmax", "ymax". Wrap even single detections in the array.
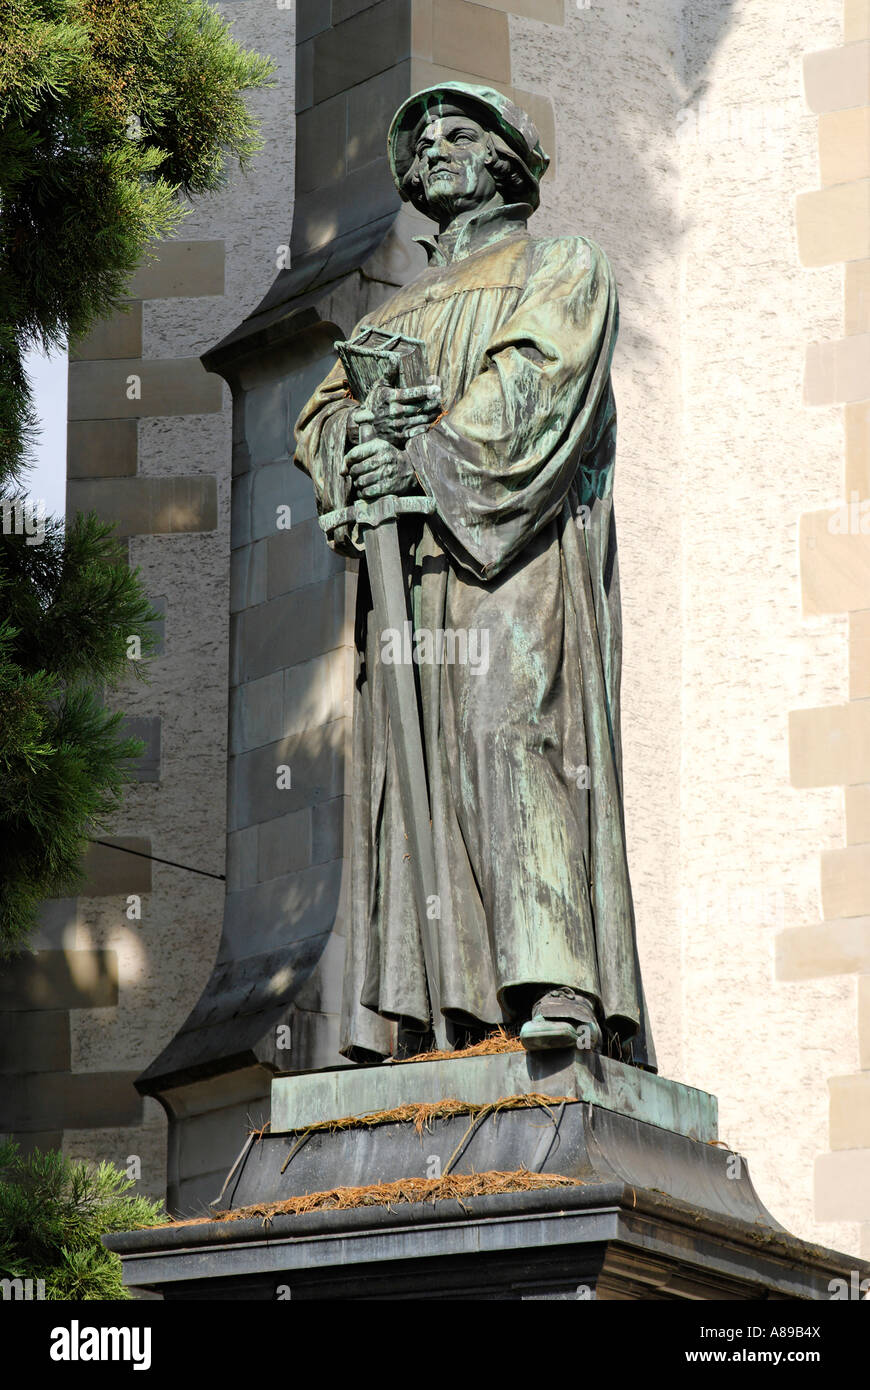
[{"xmin": 335, "ymin": 328, "xmax": 429, "ymax": 401}]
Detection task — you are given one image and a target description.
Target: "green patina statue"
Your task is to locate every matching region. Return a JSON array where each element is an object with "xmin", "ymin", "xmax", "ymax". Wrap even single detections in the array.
[{"xmin": 295, "ymin": 83, "xmax": 656, "ymax": 1070}]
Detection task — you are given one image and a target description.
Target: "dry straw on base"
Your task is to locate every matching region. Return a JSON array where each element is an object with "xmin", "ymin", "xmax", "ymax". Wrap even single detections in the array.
[{"xmin": 167, "ymin": 1168, "xmax": 584, "ymax": 1229}]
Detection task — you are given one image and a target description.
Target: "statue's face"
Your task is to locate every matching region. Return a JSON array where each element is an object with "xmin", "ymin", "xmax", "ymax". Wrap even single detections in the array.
[{"xmin": 413, "ymin": 115, "xmax": 498, "ymax": 219}]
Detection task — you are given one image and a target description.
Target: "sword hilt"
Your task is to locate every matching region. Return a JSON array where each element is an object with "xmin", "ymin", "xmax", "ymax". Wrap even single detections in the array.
[
  {"xmin": 321, "ymin": 414, "xmax": 438, "ymax": 538},
  {"xmin": 319, "ymin": 493, "xmax": 436, "ymax": 538}
]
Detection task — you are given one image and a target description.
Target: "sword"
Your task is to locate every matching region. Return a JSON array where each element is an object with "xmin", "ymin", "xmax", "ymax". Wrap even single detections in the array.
[{"xmin": 319, "ymin": 440, "xmax": 447, "ymax": 1050}]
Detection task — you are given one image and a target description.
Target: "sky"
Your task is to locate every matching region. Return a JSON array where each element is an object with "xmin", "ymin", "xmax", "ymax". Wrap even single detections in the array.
[{"xmin": 23, "ymin": 345, "xmax": 68, "ymax": 519}]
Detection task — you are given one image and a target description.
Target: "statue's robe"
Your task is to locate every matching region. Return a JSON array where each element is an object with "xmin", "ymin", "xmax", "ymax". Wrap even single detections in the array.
[{"xmin": 295, "ymin": 201, "xmax": 656, "ymax": 1068}]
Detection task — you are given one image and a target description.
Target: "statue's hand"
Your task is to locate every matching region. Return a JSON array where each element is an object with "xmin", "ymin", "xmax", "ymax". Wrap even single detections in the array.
[
  {"xmin": 348, "ymin": 377, "xmax": 441, "ymax": 448},
  {"xmin": 342, "ymin": 437, "xmax": 420, "ymax": 502}
]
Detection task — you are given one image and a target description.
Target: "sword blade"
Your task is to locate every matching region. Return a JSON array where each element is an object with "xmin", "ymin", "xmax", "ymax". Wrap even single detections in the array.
[{"xmin": 364, "ymin": 519, "xmax": 446, "ymax": 1048}]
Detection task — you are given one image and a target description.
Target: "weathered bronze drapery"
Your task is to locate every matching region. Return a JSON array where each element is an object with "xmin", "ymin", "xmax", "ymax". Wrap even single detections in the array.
[{"xmin": 295, "ymin": 83, "xmax": 655, "ymax": 1069}]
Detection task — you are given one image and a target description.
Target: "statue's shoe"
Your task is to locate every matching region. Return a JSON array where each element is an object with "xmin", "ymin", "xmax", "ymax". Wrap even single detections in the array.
[
  {"xmin": 519, "ymin": 988, "xmax": 603, "ymax": 1053},
  {"xmin": 519, "ymin": 1017, "xmax": 579, "ymax": 1050}
]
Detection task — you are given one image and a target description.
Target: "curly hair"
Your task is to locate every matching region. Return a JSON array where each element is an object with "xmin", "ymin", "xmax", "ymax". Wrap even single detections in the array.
[{"xmin": 486, "ymin": 135, "xmax": 536, "ymax": 200}]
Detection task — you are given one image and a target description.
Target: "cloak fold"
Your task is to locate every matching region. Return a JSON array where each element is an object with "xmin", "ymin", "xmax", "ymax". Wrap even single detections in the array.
[{"xmin": 295, "ymin": 206, "xmax": 656, "ymax": 1069}]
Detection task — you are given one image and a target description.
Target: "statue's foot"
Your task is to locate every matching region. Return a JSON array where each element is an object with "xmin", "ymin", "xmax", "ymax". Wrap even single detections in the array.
[{"xmin": 520, "ymin": 988, "xmax": 603, "ymax": 1053}]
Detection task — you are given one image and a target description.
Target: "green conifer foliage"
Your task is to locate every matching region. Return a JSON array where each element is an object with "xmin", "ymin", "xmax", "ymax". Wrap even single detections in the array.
[
  {"xmin": 0, "ymin": 1139, "xmax": 167, "ymax": 1299},
  {"xmin": 0, "ymin": 3, "xmax": 273, "ymax": 947},
  {"xmin": 0, "ymin": 0, "xmax": 274, "ymax": 469},
  {"xmin": 0, "ymin": 510, "xmax": 161, "ymax": 950}
]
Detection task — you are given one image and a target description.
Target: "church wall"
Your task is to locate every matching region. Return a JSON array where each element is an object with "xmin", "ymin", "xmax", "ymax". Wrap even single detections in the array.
[
  {"xmin": 785, "ymin": 0, "xmax": 870, "ymax": 1255},
  {"xmin": 2, "ymin": 0, "xmax": 297, "ymax": 1206},
  {"xmin": 677, "ymin": 0, "xmax": 856, "ymax": 1254},
  {"xmin": 512, "ymin": 0, "xmax": 865, "ymax": 1255}
]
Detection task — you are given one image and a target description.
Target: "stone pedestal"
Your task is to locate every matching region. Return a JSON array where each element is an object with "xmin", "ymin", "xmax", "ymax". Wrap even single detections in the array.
[{"xmin": 107, "ymin": 1049, "xmax": 867, "ymax": 1300}]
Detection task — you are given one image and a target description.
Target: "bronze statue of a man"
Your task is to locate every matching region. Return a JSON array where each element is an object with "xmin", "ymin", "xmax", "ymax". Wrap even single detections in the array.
[{"xmin": 295, "ymin": 83, "xmax": 655, "ymax": 1069}]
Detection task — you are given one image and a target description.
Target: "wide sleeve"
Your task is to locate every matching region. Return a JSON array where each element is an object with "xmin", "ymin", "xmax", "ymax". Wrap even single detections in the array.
[
  {"xmin": 405, "ymin": 237, "xmax": 617, "ymax": 580},
  {"xmin": 293, "ymin": 354, "xmax": 359, "ymax": 557}
]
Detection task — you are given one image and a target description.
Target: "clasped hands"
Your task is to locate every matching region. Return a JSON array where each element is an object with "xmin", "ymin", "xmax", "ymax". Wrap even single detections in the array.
[{"xmin": 342, "ymin": 377, "xmax": 441, "ymax": 502}]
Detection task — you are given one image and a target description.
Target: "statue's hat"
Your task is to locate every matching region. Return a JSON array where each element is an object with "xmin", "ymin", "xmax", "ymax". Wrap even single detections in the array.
[{"xmin": 388, "ymin": 82, "xmax": 550, "ymax": 209}]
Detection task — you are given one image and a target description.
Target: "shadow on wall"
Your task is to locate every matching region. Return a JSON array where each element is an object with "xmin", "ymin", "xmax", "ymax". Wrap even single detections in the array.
[{"xmin": 533, "ymin": 0, "xmax": 743, "ymax": 306}]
